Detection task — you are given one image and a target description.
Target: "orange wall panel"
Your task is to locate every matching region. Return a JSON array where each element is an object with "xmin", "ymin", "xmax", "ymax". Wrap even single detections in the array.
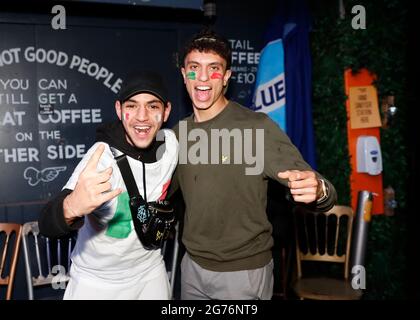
[{"xmin": 344, "ymin": 68, "xmax": 384, "ymax": 214}]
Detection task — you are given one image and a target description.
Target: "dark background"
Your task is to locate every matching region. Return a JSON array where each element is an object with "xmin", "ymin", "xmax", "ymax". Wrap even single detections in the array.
[{"xmin": 1, "ymin": 0, "xmax": 417, "ymax": 301}]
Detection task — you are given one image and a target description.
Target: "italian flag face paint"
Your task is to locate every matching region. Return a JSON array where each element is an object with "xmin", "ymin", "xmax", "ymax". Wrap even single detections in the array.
[
  {"xmin": 210, "ymin": 72, "xmax": 223, "ymax": 80},
  {"xmin": 123, "ymin": 113, "xmax": 129, "ymax": 121},
  {"xmin": 186, "ymin": 71, "xmax": 196, "ymax": 80}
]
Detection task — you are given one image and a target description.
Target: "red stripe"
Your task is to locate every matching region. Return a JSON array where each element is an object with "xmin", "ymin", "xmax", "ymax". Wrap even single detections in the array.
[{"xmin": 158, "ymin": 179, "xmax": 171, "ymax": 200}]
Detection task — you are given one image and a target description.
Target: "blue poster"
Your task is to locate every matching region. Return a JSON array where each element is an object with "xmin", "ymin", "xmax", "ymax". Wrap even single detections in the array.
[{"xmin": 252, "ymin": 39, "xmax": 286, "ymax": 131}]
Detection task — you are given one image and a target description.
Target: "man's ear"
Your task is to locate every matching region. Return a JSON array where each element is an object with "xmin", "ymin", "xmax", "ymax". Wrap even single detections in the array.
[
  {"xmin": 181, "ymin": 67, "xmax": 187, "ymax": 84},
  {"xmin": 115, "ymin": 100, "xmax": 122, "ymax": 121},
  {"xmin": 223, "ymin": 69, "xmax": 232, "ymax": 87},
  {"xmin": 163, "ymin": 102, "xmax": 172, "ymax": 122}
]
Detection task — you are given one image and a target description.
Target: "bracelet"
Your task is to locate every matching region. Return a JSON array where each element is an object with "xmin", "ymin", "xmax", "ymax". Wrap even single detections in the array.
[{"xmin": 316, "ymin": 179, "xmax": 329, "ymax": 203}]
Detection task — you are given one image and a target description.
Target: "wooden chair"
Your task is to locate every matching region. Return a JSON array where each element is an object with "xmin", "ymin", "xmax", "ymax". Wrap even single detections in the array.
[
  {"xmin": 21, "ymin": 221, "xmax": 76, "ymax": 300},
  {"xmin": 292, "ymin": 205, "xmax": 362, "ymax": 300},
  {"xmin": 0, "ymin": 222, "xmax": 22, "ymax": 300}
]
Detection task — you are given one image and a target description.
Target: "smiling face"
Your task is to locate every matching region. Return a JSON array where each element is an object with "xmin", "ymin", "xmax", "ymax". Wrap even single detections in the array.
[
  {"xmin": 115, "ymin": 92, "xmax": 171, "ymax": 149},
  {"xmin": 181, "ymin": 50, "xmax": 232, "ymax": 122}
]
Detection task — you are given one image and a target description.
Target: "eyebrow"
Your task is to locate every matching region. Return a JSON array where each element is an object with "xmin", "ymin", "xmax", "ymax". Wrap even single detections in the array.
[
  {"xmin": 145, "ymin": 99, "xmax": 164, "ymax": 105},
  {"xmin": 186, "ymin": 61, "xmax": 224, "ymax": 67}
]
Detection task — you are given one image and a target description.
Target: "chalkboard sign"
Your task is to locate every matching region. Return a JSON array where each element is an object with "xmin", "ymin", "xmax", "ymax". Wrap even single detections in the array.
[
  {"xmin": 0, "ymin": 23, "xmax": 178, "ymax": 203},
  {"xmin": 0, "ymin": 15, "xmax": 267, "ymax": 205}
]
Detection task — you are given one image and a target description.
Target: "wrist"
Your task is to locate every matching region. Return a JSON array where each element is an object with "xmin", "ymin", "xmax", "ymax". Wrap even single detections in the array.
[{"xmin": 63, "ymin": 195, "xmax": 81, "ymax": 221}]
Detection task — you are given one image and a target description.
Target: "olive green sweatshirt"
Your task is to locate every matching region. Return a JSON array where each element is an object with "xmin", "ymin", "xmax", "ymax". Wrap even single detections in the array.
[{"xmin": 170, "ymin": 101, "xmax": 336, "ymax": 272}]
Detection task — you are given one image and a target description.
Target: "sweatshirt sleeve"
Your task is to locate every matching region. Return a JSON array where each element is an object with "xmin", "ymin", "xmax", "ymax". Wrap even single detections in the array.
[
  {"xmin": 261, "ymin": 114, "xmax": 337, "ymax": 212},
  {"xmin": 38, "ymin": 189, "xmax": 84, "ymax": 238}
]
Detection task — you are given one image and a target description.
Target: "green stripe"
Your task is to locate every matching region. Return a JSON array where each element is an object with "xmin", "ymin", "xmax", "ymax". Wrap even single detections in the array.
[
  {"xmin": 186, "ymin": 71, "xmax": 196, "ymax": 80},
  {"xmin": 106, "ymin": 192, "xmax": 132, "ymax": 239}
]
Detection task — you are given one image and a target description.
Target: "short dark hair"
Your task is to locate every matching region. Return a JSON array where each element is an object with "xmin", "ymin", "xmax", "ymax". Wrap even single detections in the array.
[{"xmin": 181, "ymin": 29, "xmax": 232, "ymax": 70}]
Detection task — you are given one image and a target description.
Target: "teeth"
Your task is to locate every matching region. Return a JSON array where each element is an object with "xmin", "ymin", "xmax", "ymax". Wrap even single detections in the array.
[
  {"xmin": 134, "ymin": 126, "xmax": 151, "ymax": 129},
  {"xmin": 196, "ymin": 86, "xmax": 210, "ymax": 90}
]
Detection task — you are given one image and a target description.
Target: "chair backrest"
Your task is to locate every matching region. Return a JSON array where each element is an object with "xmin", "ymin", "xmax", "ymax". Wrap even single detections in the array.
[
  {"xmin": 0, "ymin": 222, "xmax": 22, "ymax": 300},
  {"xmin": 21, "ymin": 221, "xmax": 76, "ymax": 300},
  {"xmin": 294, "ymin": 205, "xmax": 354, "ymax": 280}
]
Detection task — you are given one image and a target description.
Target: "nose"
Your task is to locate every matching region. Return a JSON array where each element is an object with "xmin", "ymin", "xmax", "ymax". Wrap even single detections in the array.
[
  {"xmin": 135, "ymin": 105, "xmax": 149, "ymax": 121},
  {"xmin": 198, "ymin": 69, "xmax": 209, "ymax": 82}
]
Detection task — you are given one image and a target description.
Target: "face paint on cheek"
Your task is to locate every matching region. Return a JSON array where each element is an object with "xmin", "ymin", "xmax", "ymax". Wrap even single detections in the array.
[
  {"xmin": 186, "ymin": 71, "xmax": 196, "ymax": 80},
  {"xmin": 124, "ymin": 113, "xmax": 129, "ymax": 121},
  {"xmin": 210, "ymin": 72, "xmax": 223, "ymax": 80},
  {"xmin": 154, "ymin": 113, "xmax": 162, "ymax": 123}
]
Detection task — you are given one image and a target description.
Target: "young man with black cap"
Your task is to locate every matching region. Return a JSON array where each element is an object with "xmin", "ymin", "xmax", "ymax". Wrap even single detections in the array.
[
  {"xmin": 170, "ymin": 29, "xmax": 337, "ymax": 300},
  {"xmin": 39, "ymin": 71, "xmax": 178, "ymax": 299}
]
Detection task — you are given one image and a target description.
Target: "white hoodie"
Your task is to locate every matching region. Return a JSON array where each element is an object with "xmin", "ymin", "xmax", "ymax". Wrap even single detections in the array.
[{"xmin": 63, "ymin": 129, "xmax": 178, "ymax": 298}]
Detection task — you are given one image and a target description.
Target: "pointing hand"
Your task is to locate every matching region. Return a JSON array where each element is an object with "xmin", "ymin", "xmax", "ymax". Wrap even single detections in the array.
[{"xmin": 277, "ymin": 170, "xmax": 319, "ymax": 204}]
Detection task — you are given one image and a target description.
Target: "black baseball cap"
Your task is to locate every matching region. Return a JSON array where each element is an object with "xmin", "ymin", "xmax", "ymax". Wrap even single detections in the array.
[{"xmin": 118, "ymin": 70, "xmax": 169, "ymax": 104}]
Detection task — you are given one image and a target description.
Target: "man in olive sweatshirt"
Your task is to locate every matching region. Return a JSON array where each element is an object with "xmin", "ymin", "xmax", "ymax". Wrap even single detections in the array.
[{"xmin": 170, "ymin": 29, "xmax": 337, "ymax": 300}]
